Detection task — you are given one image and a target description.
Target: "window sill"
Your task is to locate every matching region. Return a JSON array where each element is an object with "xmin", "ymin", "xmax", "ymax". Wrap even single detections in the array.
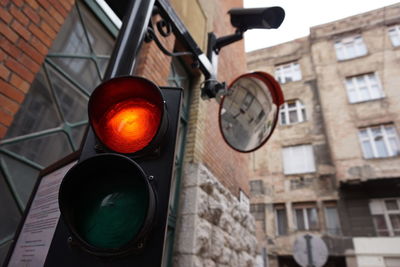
[
  {"xmin": 284, "ymin": 171, "xmax": 316, "ymax": 176},
  {"xmin": 392, "ymin": 44, "xmax": 400, "ymax": 49},
  {"xmin": 349, "ymin": 96, "xmax": 385, "ymax": 105},
  {"xmin": 280, "ymin": 121, "xmax": 307, "ymax": 127},
  {"xmin": 294, "ymin": 229, "xmax": 321, "ymax": 233},
  {"xmin": 363, "ymin": 155, "xmax": 400, "ymax": 160},
  {"xmin": 278, "ymin": 79, "xmax": 303, "ymax": 85},
  {"xmin": 337, "ymin": 53, "xmax": 369, "ymax": 62}
]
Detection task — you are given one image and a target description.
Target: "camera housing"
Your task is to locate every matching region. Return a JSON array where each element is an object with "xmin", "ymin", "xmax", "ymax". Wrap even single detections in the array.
[{"xmin": 228, "ymin": 7, "xmax": 285, "ymax": 32}]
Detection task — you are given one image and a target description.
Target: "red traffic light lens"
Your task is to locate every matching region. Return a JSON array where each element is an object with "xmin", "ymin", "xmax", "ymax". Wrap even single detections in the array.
[
  {"xmin": 89, "ymin": 77, "xmax": 166, "ymax": 154},
  {"xmin": 100, "ymin": 98, "xmax": 161, "ymax": 154}
]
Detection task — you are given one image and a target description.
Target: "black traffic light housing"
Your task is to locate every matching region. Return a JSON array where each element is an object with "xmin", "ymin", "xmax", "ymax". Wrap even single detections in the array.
[
  {"xmin": 43, "ymin": 78, "xmax": 182, "ymax": 266},
  {"xmin": 4, "ymin": 0, "xmax": 286, "ymax": 265}
]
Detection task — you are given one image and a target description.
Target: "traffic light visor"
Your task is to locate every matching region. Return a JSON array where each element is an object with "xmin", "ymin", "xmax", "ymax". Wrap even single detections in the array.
[{"xmin": 89, "ymin": 76, "xmax": 166, "ymax": 154}]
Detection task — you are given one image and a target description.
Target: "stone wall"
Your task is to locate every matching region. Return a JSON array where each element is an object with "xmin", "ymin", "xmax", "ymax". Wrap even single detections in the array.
[{"xmin": 173, "ymin": 163, "xmax": 258, "ymax": 267}]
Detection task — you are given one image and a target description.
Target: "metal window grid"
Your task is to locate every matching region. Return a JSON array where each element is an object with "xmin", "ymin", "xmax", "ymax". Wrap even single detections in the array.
[
  {"xmin": 279, "ymin": 99, "xmax": 306, "ymax": 125},
  {"xmin": 370, "ymin": 198, "xmax": 400, "ymax": 236},
  {"xmin": 345, "ymin": 73, "xmax": 384, "ymax": 103},
  {"xmin": 275, "ymin": 62, "xmax": 302, "ymax": 84},
  {"xmin": 0, "ymin": 0, "xmax": 115, "ymax": 256},
  {"xmin": 335, "ymin": 35, "xmax": 367, "ymax": 60},
  {"xmin": 358, "ymin": 124, "xmax": 400, "ymax": 158},
  {"xmin": 388, "ymin": 25, "xmax": 400, "ymax": 47}
]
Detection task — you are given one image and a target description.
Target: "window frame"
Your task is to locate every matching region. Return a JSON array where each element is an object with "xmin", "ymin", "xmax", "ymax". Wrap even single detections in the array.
[
  {"xmin": 388, "ymin": 24, "xmax": 400, "ymax": 47},
  {"xmin": 83, "ymin": 0, "xmax": 121, "ymax": 37},
  {"xmin": 250, "ymin": 180, "xmax": 264, "ymax": 195},
  {"xmin": 282, "ymin": 144, "xmax": 316, "ymax": 175},
  {"xmin": 163, "ymin": 57, "xmax": 194, "ymax": 267},
  {"xmin": 369, "ymin": 198, "xmax": 400, "ymax": 237},
  {"xmin": 323, "ymin": 202, "xmax": 341, "ymax": 235},
  {"xmin": 0, "ymin": 2, "xmax": 117, "ymax": 265},
  {"xmin": 251, "ymin": 203, "xmax": 266, "ymax": 221},
  {"xmin": 274, "ymin": 204, "xmax": 288, "ymax": 236},
  {"xmin": 334, "ymin": 35, "xmax": 368, "ymax": 61},
  {"xmin": 274, "ymin": 62, "xmax": 302, "ymax": 84},
  {"xmin": 358, "ymin": 124, "xmax": 400, "ymax": 159},
  {"xmin": 293, "ymin": 204, "xmax": 320, "ymax": 231},
  {"xmin": 279, "ymin": 99, "xmax": 306, "ymax": 126},
  {"xmin": 344, "ymin": 73, "xmax": 384, "ymax": 103}
]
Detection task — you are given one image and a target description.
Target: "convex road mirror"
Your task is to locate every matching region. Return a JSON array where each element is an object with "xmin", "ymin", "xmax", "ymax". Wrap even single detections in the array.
[{"xmin": 219, "ymin": 72, "xmax": 284, "ymax": 152}]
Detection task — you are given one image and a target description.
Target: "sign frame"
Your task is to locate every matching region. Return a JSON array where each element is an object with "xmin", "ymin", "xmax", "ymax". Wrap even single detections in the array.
[{"xmin": 3, "ymin": 151, "xmax": 80, "ymax": 267}]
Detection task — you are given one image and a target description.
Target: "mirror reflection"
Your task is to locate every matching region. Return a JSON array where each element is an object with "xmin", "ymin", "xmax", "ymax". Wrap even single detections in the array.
[{"xmin": 219, "ymin": 74, "xmax": 282, "ymax": 152}]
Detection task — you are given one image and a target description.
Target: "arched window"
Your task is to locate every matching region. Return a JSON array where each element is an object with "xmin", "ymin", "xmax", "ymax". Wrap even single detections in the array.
[{"xmin": 279, "ymin": 99, "xmax": 306, "ymax": 125}]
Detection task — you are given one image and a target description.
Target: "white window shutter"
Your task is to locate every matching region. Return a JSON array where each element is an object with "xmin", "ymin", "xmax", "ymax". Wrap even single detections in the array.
[
  {"xmin": 282, "ymin": 145, "xmax": 315, "ymax": 174},
  {"xmin": 369, "ymin": 199, "xmax": 384, "ymax": 214}
]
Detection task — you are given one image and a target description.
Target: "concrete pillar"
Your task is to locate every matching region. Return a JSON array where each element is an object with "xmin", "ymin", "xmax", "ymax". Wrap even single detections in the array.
[
  {"xmin": 345, "ymin": 255, "xmax": 358, "ymax": 267},
  {"xmin": 317, "ymin": 200, "xmax": 326, "ymax": 232},
  {"xmin": 286, "ymin": 202, "xmax": 295, "ymax": 233},
  {"xmin": 265, "ymin": 203, "xmax": 274, "ymax": 237}
]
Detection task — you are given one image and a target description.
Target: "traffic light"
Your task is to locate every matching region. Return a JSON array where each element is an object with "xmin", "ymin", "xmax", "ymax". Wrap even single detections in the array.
[{"xmin": 44, "ymin": 76, "xmax": 182, "ymax": 266}]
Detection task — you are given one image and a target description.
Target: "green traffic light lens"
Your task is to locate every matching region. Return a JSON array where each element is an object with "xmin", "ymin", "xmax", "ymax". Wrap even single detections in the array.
[
  {"xmin": 76, "ymin": 176, "xmax": 148, "ymax": 249},
  {"xmin": 58, "ymin": 154, "xmax": 156, "ymax": 255}
]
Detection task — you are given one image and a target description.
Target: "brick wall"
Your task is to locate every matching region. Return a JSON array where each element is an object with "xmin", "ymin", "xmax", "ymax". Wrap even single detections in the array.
[
  {"xmin": 202, "ymin": 0, "xmax": 250, "ymax": 196},
  {"xmin": 1, "ymin": 0, "xmax": 250, "ymax": 197},
  {"xmin": 137, "ymin": 0, "xmax": 250, "ymax": 197},
  {"xmin": 0, "ymin": 0, "xmax": 75, "ymax": 138},
  {"xmin": 134, "ymin": 15, "xmax": 175, "ymax": 84}
]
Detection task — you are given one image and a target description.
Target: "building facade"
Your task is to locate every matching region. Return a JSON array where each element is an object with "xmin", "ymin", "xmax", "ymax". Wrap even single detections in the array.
[
  {"xmin": 247, "ymin": 4, "xmax": 400, "ymax": 267},
  {"xmin": 0, "ymin": 0, "xmax": 258, "ymax": 266}
]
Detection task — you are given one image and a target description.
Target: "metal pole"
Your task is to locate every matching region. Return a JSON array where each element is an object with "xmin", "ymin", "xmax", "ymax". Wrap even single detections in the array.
[
  {"xmin": 305, "ymin": 234, "xmax": 315, "ymax": 267},
  {"xmin": 103, "ymin": 0, "xmax": 156, "ymax": 79},
  {"xmin": 80, "ymin": 0, "xmax": 155, "ymax": 161}
]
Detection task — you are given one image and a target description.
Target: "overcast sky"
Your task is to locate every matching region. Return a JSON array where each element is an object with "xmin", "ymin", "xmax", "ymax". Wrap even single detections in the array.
[{"xmin": 243, "ymin": 0, "xmax": 400, "ymax": 51}]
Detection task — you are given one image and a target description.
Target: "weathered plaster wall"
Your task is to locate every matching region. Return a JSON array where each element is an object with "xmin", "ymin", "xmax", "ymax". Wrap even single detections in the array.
[{"xmin": 310, "ymin": 4, "xmax": 400, "ymax": 182}]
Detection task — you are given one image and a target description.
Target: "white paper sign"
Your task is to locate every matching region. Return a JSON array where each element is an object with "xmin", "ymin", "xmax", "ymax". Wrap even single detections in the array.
[{"xmin": 8, "ymin": 161, "xmax": 76, "ymax": 267}]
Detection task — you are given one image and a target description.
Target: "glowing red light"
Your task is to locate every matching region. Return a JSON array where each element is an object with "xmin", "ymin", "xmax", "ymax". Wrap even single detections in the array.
[{"xmin": 97, "ymin": 98, "xmax": 162, "ymax": 154}]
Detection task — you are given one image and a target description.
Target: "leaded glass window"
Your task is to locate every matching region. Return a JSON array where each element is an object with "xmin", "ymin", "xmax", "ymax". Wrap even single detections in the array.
[{"xmin": 0, "ymin": 1, "xmax": 116, "ymax": 263}]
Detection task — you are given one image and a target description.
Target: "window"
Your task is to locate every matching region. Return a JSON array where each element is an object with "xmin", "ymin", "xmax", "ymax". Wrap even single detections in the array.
[
  {"xmin": 385, "ymin": 257, "xmax": 400, "ymax": 267},
  {"xmin": 345, "ymin": 73, "xmax": 384, "ymax": 103},
  {"xmin": 293, "ymin": 204, "xmax": 319, "ymax": 230},
  {"xmin": 279, "ymin": 100, "xmax": 306, "ymax": 125},
  {"xmin": 324, "ymin": 203, "xmax": 341, "ymax": 235},
  {"xmin": 275, "ymin": 62, "xmax": 302, "ymax": 84},
  {"xmin": 388, "ymin": 25, "xmax": 400, "ymax": 47},
  {"xmin": 358, "ymin": 124, "xmax": 400, "ymax": 159},
  {"xmin": 250, "ymin": 180, "xmax": 264, "ymax": 195},
  {"xmin": 369, "ymin": 198, "xmax": 400, "ymax": 236},
  {"xmin": 251, "ymin": 203, "xmax": 265, "ymax": 221},
  {"xmin": 0, "ymin": 1, "xmax": 116, "ymax": 265},
  {"xmin": 282, "ymin": 145, "xmax": 316, "ymax": 175},
  {"xmin": 334, "ymin": 35, "xmax": 367, "ymax": 60},
  {"xmin": 275, "ymin": 205, "xmax": 288, "ymax": 235}
]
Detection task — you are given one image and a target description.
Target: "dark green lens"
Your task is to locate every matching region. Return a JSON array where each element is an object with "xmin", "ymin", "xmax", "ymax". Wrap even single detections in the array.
[
  {"xmin": 75, "ymin": 176, "xmax": 149, "ymax": 249},
  {"xmin": 59, "ymin": 154, "xmax": 155, "ymax": 254}
]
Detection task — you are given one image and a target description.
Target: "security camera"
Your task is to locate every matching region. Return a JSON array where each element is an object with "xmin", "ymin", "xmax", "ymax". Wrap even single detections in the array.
[{"xmin": 228, "ymin": 7, "xmax": 285, "ymax": 32}]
